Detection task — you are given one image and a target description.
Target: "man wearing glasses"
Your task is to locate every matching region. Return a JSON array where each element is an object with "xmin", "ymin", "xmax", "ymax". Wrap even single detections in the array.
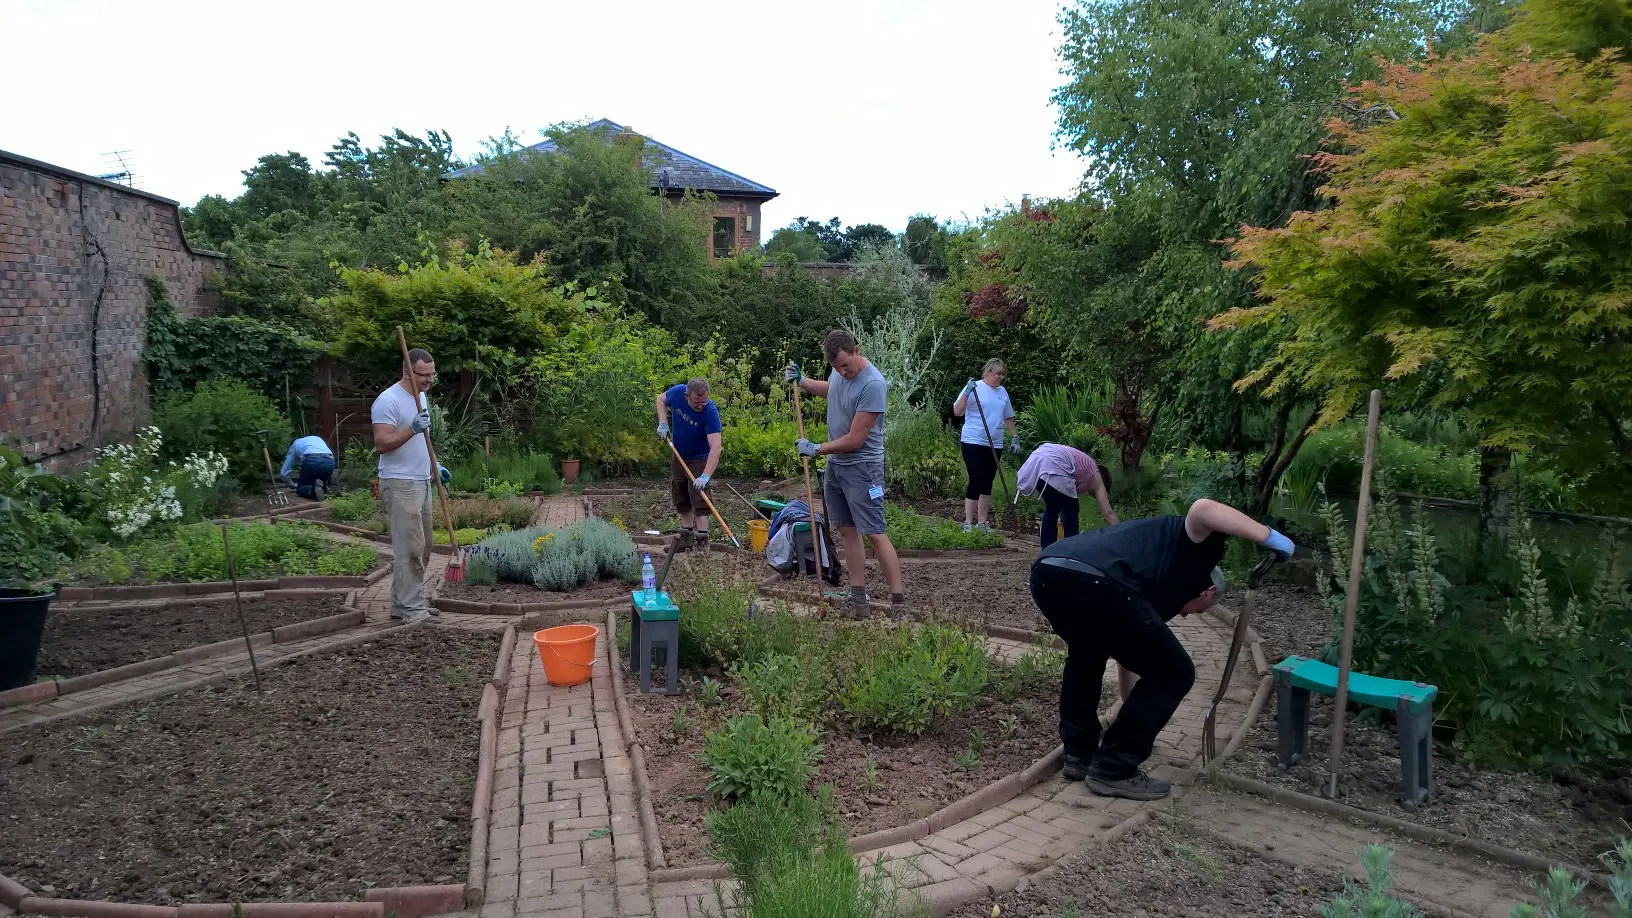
[{"xmin": 372, "ymin": 348, "xmax": 448, "ymax": 624}]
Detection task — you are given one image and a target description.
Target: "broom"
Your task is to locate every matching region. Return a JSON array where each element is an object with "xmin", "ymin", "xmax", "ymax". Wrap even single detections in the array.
[
  {"xmin": 1201, "ymin": 551, "xmax": 1278, "ymax": 764},
  {"xmin": 396, "ymin": 328, "xmax": 465, "ymax": 584}
]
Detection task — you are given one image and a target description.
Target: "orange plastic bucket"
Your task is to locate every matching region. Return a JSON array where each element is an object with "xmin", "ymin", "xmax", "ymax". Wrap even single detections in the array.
[{"xmin": 534, "ymin": 624, "xmax": 600, "ymax": 687}]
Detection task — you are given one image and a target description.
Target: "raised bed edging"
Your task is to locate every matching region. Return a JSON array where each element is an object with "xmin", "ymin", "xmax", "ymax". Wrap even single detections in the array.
[
  {"xmin": 465, "ymin": 682, "xmax": 500, "ymax": 909},
  {"xmin": 58, "ymin": 575, "xmax": 375, "ymax": 603},
  {"xmin": 432, "ymin": 595, "xmax": 621, "ymax": 618},
  {"xmin": 603, "ymin": 607, "xmax": 668, "ymax": 873},
  {"xmin": 0, "ymin": 604, "xmax": 366, "ymax": 711}
]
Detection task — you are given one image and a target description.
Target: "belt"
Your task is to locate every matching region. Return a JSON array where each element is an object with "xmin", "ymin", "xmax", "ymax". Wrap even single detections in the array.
[{"xmin": 1038, "ymin": 556, "xmax": 1106, "ymax": 578}]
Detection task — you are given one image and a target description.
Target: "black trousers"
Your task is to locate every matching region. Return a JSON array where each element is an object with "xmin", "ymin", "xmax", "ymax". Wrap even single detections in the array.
[
  {"xmin": 1039, "ymin": 483, "xmax": 1079, "ymax": 548},
  {"xmin": 1028, "ymin": 560, "xmax": 1196, "ymax": 779},
  {"xmin": 961, "ymin": 442, "xmax": 999, "ymax": 500}
]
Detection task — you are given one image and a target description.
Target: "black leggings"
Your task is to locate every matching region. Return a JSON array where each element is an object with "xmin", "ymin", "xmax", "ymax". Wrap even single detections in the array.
[
  {"xmin": 1039, "ymin": 483, "xmax": 1079, "ymax": 548},
  {"xmin": 961, "ymin": 442, "xmax": 999, "ymax": 500}
]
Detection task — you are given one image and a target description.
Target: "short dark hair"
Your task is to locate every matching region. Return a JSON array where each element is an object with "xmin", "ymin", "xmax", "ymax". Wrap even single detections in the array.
[
  {"xmin": 408, "ymin": 348, "xmax": 434, "ymax": 367},
  {"xmin": 823, "ymin": 329, "xmax": 858, "ymax": 362},
  {"xmin": 686, "ymin": 378, "xmax": 709, "ymax": 398}
]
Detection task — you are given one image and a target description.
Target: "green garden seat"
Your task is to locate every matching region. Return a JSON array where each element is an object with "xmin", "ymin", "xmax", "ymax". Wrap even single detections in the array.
[
  {"xmin": 1274, "ymin": 655, "xmax": 1439, "ymax": 807},
  {"xmin": 629, "ymin": 591, "xmax": 680, "ymax": 695}
]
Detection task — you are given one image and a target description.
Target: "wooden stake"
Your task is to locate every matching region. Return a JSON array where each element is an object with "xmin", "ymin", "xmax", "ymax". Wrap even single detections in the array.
[
  {"xmin": 220, "ymin": 523, "xmax": 263, "ymax": 692},
  {"xmin": 1327, "ymin": 389, "xmax": 1383, "ymax": 798}
]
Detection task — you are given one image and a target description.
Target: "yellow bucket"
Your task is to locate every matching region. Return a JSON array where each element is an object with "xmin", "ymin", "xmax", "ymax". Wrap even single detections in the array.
[
  {"xmin": 1058, "ymin": 520, "xmax": 1066, "ymax": 541},
  {"xmin": 749, "ymin": 518, "xmax": 770, "ymax": 553}
]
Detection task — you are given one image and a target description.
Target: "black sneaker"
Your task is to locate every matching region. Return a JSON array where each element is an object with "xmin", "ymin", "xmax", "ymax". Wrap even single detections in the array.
[
  {"xmin": 1062, "ymin": 756, "xmax": 1091, "ymax": 781},
  {"xmin": 1085, "ymin": 770, "xmax": 1172, "ymax": 801},
  {"xmin": 313, "ymin": 480, "xmax": 326, "ymax": 501}
]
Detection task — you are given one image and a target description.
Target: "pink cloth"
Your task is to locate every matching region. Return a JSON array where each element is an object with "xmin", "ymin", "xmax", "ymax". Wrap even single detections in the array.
[{"xmin": 1017, "ymin": 443, "xmax": 1100, "ymax": 498}]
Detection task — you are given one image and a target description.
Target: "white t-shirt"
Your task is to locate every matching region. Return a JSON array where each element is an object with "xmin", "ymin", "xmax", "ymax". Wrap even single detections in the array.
[
  {"xmin": 957, "ymin": 381, "xmax": 1015, "ymax": 448},
  {"xmin": 373, "ymin": 384, "xmax": 432, "ymax": 481}
]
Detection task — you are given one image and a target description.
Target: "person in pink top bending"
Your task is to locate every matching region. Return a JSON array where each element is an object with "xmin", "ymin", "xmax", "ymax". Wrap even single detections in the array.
[{"xmin": 1017, "ymin": 442, "xmax": 1119, "ymax": 548}]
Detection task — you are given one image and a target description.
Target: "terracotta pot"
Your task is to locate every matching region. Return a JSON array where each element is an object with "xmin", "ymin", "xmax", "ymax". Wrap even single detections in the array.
[{"xmin": 561, "ymin": 458, "xmax": 580, "ymax": 483}]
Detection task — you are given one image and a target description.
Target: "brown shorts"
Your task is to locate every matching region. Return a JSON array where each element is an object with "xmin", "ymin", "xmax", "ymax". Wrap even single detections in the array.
[{"xmin": 670, "ymin": 456, "xmax": 711, "ymax": 518}]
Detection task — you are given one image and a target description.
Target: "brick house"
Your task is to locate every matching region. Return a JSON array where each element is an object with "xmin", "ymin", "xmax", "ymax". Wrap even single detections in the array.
[
  {"xmin": 1, "ymin": 149, "xmax": 226, "ymax": 465},
  {"xmin": 446, "ymin": 119, "xmax": 777, "ymax": 257}
]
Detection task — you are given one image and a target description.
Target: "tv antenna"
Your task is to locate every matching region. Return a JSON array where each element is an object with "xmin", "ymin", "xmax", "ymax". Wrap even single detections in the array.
[{"xmin": 97, "ymin": 150, "xmax": 138, "ymax": 187}]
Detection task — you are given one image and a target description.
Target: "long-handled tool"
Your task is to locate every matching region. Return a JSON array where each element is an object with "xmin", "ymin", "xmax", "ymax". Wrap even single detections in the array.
[
  {"xmin": 255, "ymin": 430, "xmax": 291, "ymax": 510},
  {"xmin": 396, "ymin": 327, "xmax": 466, "ymax": 584},
  {"xmin": 790, "ymin": 375, "xmax": 829, "ymax": 597},
  {"xmin": 722, "ymin": 481, "xmax": 772, "ymax": 520},
  {"xmin": 1327, "ymin": 389, "xmax": 1383, "ymax": 797},
  {"xmin": 1202, "ymin": 551, "xmax": 1279, "ymax": 764},
  {"xmin": 220, "ymin": 522, "xmax": 264, "ymax": 693},
  {"xmin": 663, "ymin": 437, "xmax": 741, "ymax": 549},
  {"xmin": 968, "ymin": 383, "xmax": 1018, "ymax": 535}
]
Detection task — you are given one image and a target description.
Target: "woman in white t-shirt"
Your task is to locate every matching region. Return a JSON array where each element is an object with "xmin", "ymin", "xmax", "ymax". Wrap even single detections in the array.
[{"xmin": 952, "ymin": 358, "xmax": 1020, "ymax": 532}]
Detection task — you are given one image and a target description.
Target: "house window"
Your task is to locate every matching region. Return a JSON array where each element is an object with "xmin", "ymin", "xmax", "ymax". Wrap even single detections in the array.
[{"xmin": 713, "ymin": 216, "xmax": 736, "ymax": 257}]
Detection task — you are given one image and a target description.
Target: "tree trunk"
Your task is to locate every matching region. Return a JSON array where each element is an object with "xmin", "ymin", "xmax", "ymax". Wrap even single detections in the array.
[
  {"xmin": 1249, "ymin": 413, "xmax": 1316, "ymax": 519},
  {"xmin": 1478, "ymin": 445, "xmax": 1513, "ymax": 549}
]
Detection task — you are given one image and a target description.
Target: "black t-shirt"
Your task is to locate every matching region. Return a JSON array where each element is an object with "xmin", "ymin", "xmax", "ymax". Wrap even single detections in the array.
[{"xmin": 1039, "ymin": 516, "xmax": 1227, "ymax": 621}]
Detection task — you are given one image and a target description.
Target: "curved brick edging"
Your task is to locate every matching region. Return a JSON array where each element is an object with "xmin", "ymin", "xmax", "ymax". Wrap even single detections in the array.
[
  {"xmin": 602, "ymin": 607, "xmax": 668, "ymax": 873},
  {"xmin": 466, "ymin": 681, "xmax": 502, "ymax": 909},
  {"xmin": 1205, "ymin": 771, "xmax": 1614, "ymax": 890},
  {"xmin": 491, "ymin": 624, "xmax": 518, "ymax": 689},
  {"xmin": 0, "ymin": 606, "xmax": 365, "ymax": 711},
  {"xmin": 361, "ymin": 884, "xmax": 466, "ymax": 918}
]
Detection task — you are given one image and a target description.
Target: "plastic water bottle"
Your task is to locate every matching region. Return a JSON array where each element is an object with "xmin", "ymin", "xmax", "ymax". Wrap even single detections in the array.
[{"xmin": 641, "ymin": 554, "xmax": 657, "ymax": 608}]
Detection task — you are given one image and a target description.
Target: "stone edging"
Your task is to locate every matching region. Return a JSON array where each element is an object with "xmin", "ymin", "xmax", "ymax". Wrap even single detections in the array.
[
  {"xmin": 433, "ymin": 596, "xmax": 621, "ymax": 617},
  {"xmin": 603, "ymin": 607, "xmax": 669, "ymax": 873},
  {"xmin": 58, "ymin": 576, "xmax": 373, "ymax": 602},
  {"xmin": 0, "ymin": 602, "xmax": 365, "ymax": 711},
  {"xmin": 1204, "ymin": 771, "xmax": 1613, "ymax": 889}
]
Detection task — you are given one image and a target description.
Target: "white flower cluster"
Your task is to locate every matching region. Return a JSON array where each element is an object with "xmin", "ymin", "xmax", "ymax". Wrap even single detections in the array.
[
  {"xmin": 182, "ymin": 452, "xmax": 229, "ymax": 489},
  {"xmin": 94, "ymin": 427, "xmax": 229, "ymax": 539}
]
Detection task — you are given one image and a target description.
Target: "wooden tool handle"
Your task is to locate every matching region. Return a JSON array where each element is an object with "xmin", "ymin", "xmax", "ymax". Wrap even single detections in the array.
[
  {"xmin": 790, "ymin": 379, "xmax": 827, "ymax": 589},
  {"xmin": 665, "ymin": 437, "xmax": 739, "ymax": 547}
]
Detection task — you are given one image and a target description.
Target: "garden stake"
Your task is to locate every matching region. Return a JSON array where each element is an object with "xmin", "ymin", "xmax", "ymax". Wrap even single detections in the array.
[
  {"xmin": 969, "ymin": 384, "xmax": 1017, "ymax": 535},
  {"xmin": 663, "ymin": 436, "xmax": 741, "ymax": 549},
  {"xmin": 396, "ymin": 327, "xmax": 465, "ymax": 583},
  {"xmin": 219, "ymin": 522, "xmax": 264, "ymax": 692},
  {"xmin": 255, "ymin": 429, "xmax": 291, "ymax": 510},
  {"xmin": 1202, "ymin": 551, "xmax": 1278, "ymax": 764},
  {"xmin": 790, "ymin": 376, "xmax": 829, "ymax": 603},
  {"xmin": 1327, "ymin": 389, "xmax": 1383, "ymax": 798}
]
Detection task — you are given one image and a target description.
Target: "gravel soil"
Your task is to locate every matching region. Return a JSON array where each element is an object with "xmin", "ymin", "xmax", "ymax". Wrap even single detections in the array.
[
  {"xmin": 0, "ymin": 628, "xmax": 500, "ymax": 904},
  {"xmin": 1222, "ymin": 581, "xmax": 1630, "ymax": 871},
  {"xmin": 38, "ymin": 596, "xmax": 348, "ymax": 679}
]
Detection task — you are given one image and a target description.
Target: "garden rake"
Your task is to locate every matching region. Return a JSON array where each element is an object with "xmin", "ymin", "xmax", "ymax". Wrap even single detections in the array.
[
  {"xmin": 396, "ymin": 327, "xmax": 466, "ymax": 584},
  {"xmin": 1201, "ymin": 551, "xmax": 1279, "ymax": 765},
  {"xmin": 254, "ymin": 430, "xmax": 291, "ymax": 511}
]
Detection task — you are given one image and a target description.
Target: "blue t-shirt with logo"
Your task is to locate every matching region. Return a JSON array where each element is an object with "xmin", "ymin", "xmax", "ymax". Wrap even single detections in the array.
[{"xmin": 664, "ymin": 384, "xmax": 722, "ymax": 461}]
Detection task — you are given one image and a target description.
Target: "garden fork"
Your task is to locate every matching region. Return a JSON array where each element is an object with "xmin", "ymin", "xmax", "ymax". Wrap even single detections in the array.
[
  {"xmin": 1202, "ymin": 551, "xmax": 1278, "ymax": 766},
  {"xmin": 255, "ymin": 430, "xmax": 291, "ymax": 510}
]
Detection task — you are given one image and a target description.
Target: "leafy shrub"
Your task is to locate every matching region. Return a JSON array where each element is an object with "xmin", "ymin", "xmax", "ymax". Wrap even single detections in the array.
[
  {"xmin": 1293, "ymin": 422, "xmax": 1477, "ymax": 500},
  {"xmin": 698, "ymin": 713, "xmax": 822, "ymax": 802},
  {"xmin": 464, "ymin": 549, "xmax": 499, "ymax": 585},
  {"xmin": 884, "ymin": 407, "xmax": 965, "ymax": 499},
  {"xmin": 673, "ymin": 569, "xmax": 765, "ymax": 668},
  {"xmin": 884, "ymin": 505, "xmax": 1004, "ymax": 551},
  {"xmin": 466, "ymin": 517, "xmax": 637, "ymax": 591},
  {"xmin": 731, "ymin": 653, "xmax": 829, "ymax": 722},
  {"xmin": 1318, "ymin": 844, "xmax": 1422, "ymax": 918},
  {"xmin": 452, "ymin": 450, "xmax": 562, "ymax": 495},
  {"xmin": 0, "ymin": 446, "xmax": 84, "ymax": 589},
  {"xmin": 718, "ymin": 419, "xmax": 825, "ymax": 480},
  {"xmin": 834, "ymin": 621, "xmax": 991, "ymax": 734},
  {"xmin": 154, "ymin": 379, "xmax": 293, "ymax": 491},
  {"xmin": 993, "ymin": 642, "xmax": 1065, "ymax": 703},
  {"xmin": 467, "ymin": 526, "xmax": 547, "ymax": 582},
  {"xmin": 81, "ymin": 426, "xmax": 230, "ymax": 540},
  {"xmin": 327, "ymin": 488, "xmax": 377, "ymax": 523},
  {"xmin": 1017, "ymin": 383, "xmax": 1115, "ymax": 458},
  {"xmin": 69, "ymin": 521, "xmax": 378, "ymax": 584},
  {"xmin": 449, "ymin": 497, "xmax": 538, "ymax": 531}
]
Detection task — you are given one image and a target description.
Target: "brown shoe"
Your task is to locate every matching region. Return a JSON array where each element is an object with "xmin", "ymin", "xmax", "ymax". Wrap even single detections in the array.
[
  {"xmin": 675, "ymin": 528, "xmax": 694, "ymax": 552},
  {"xmin": 694, "ymin": 531, "xmax": 711, "ymax": 552}
]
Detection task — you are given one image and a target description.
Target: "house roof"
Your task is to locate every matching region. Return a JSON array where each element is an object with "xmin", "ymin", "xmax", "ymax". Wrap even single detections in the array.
[{"xmin": 444, "ymin": 119, "xmax": 777, "ymax": 199}]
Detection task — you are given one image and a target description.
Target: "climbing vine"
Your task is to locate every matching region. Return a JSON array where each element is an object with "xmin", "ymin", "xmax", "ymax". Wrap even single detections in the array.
[{"xmin": 142, "ymin": 276, "xmax": 323, "ymax": 402}]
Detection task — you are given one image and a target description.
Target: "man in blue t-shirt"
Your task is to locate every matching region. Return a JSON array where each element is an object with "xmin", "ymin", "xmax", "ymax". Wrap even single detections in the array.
[{"xmin": 656, "ymin": 378, "xmax": 723, "ymax": 551}]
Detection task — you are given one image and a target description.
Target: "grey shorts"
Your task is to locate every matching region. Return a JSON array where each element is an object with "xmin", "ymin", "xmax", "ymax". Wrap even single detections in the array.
[{"xmin": 822, "ymin": 459, "xmax": 887, "ymax": 535}]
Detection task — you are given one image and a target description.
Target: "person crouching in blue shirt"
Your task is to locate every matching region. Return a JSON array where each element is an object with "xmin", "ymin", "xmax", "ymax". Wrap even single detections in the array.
[
  {"xmin": 279, "ymin": 435, "xmax": 336, "ymax": 500},
  {"xmin": 656, "ymin": 378, "xmax": 723, "ymax": 552}
]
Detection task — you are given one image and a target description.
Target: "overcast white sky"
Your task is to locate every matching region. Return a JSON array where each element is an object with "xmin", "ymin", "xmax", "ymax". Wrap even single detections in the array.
[{"xmin": 2, "ymin": 0, "xmax": 1087, "ymax": 236}]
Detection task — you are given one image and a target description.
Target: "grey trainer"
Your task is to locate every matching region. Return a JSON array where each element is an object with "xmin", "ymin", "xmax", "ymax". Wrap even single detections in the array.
[{"xmin": 1085, "ymin": 770, "xmax": 1172, "ymax": 801}]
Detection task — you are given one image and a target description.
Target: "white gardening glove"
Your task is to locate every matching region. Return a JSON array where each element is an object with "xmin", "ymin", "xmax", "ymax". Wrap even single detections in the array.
[{"xmin": 409, "ymin": 411, "xmax": 431, "ymax": 434}]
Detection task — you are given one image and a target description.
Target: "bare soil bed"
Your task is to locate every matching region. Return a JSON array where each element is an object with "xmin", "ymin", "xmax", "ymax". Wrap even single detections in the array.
[
  {"xmin": 587, "ymin": 486, "xmax": 769, "ymax": 549},
  {"xmin": 38, "ymin": 596, "xmax": 349, "ymax": 679},
  {"xmin": 0, "ymin": 628, "xmax": 499, "ymax": 904},
  {"xmin": 624, "ymin": 653, "xmax": 1060, "ymax": 867},
  {"xmin": 865, "ymin": 556, "xmax": 1049, "ymax": 635},
  {"xmin": 1221, "ymin": 581, "xmax": 1630, "ymax": 872},
  {"xmin": 948, "ymin": 816, "xmax": 1427, "ymax": 918},
  {"xmin": 437, "ymin": 577, "xmax": 634, "ymax": 606}
]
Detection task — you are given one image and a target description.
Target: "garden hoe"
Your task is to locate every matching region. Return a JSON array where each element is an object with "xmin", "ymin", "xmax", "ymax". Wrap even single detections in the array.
[
  {"xmin": 396, "ymin": 327, "xmax": 466, "ymax": 584},
  {"xmin": 1202, "ymin": 551, "xmax": 1279, "ymax": 765},
  {"xmin": 969, "ymin": 385, "xmax": 1019, "ymax": 537},
  {"xmin": 254, "ymin": 429, "xmax": 291, "ymax": 511},
  {"xmin": 663, "ymin": 435, "xmax": 742, "ymax": 549}
]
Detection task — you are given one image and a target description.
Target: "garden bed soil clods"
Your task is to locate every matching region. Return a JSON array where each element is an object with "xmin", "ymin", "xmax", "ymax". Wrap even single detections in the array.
[
  {"xmin": 1222, "ymin": 580, "xmax": 1630, "ymax": 872},
  {"xmin": 38, "ymin": 596, "xmax": 349, "ymax": 678},
  {"xmin": 436, "ymin": 578, "xmax": 633, "ymax": 606},
  {"xmin": 624, "ymin": 664, "xmax": 1061, "ymax": 868},
  {"xmin": 865, "ymin": 557, "xmax": 1051, "ymax": 635},
  {"xmin": 0, "ymin": 628, "xmax": 499, "ymax": 904}
]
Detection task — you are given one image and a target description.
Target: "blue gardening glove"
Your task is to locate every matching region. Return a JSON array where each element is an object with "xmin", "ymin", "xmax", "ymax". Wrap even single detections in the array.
[
  {"xmin": 962, "ymin": 378, "xmax": 977, "ymax": 397},
  {"xmin": 437, "ymin": 463, "xmax": 452, "ymax": 484},
  {"xmin": 795, "ymin": 438, "xmax": 820, "ymax": 458},
  {"xmin": 657, "ymin": 420, "xmax": 670, "ymax": 439},
  {"xmin": 1008, "ymin": 437, "xmax": 1022, "ymax": 455},
  {"xmin": 694, "ymin": 473, "xmax": 711, "ymax": 489},
  {"xmin": 410, "ymin": 411, "xmax": 431, "ymax": 434},
  {"xmin": 783, "ymin": 363, "xmax": 803, "ymax": 383},
  {"xmin": 1262, "ymin": 528, "xmax": 1295, "ymax": 560}
]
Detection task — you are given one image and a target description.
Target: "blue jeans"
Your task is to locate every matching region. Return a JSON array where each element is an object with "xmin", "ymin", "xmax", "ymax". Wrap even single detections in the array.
[{"xmin": 295, "ymin": 455, "xmax": 335, "ymax": 499}]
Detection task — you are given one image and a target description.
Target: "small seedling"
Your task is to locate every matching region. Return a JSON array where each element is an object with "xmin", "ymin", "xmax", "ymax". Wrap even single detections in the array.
[
  {"xmin": 996, "ymin": 713, "xmax": 1020, "ymax": 740},
  {"xmin": 700, "ymin": 676, "xmax": 723, "ymax": 707},
  {"xmin": 589, "ymin": 827, "xmax": 611, "ymax": 839},
  {"xmin": 861, "ymin": 753, "xmax": 880, "ymax": 792},
  {"xmin": 1059, "ymin": 904, "xmax": 1083, "ymax": 918},
  {"xmin": 968, "ymin": 729, "xmax": 987, "ymax": 756},
  {"xmin": 672, "ymin": 705, "xmax": 691, "ymax": 737},
  {"xmin": 954, "ymin": 745, "xmax": 982, "ymax": 772}
]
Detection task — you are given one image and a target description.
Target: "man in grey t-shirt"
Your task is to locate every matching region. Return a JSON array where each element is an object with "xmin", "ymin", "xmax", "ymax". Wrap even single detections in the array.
[{"xmin": 786, "ymin": 328, "xmax": 906, "ymax": 620}]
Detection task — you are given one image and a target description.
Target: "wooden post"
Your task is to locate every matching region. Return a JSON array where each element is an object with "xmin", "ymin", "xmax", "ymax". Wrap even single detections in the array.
[{"xmin": 1327, "ymin": 389, "xmax": 1383, "ymax": 798}]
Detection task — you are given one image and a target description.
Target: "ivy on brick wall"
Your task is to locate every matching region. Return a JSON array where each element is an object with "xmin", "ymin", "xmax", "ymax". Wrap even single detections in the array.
[{"xmin": 142, "ymin": 276, "xmax": 324, "ymax": 402}]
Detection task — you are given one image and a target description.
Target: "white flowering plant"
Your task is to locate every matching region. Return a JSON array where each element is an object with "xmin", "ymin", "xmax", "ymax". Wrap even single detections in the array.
[{"xmin": 88, "ymin": 427, "xmax": 230, "ymax": 540}]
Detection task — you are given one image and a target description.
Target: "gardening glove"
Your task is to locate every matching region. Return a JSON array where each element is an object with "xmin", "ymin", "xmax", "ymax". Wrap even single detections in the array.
[
  {"xmin": 1262, "ymin": 528, "xmax": 1296, "ymax": 561},
  {"xmin": 410, "ymin": 411, "xmax": 432, "ymax": 434},
  {"xmin": 962, "ymin": 378, "xmax": 977, "ymax": 397},
  {"xmin": 279, "ymin": 474, "xmax": 295, "ymax": 489},
  {"xmin": 438, "ymin": 463, "xmax": 452, "ymax": 484},
  {"xmin": 795, "ymin": 438, "xmax": 821, "ymax": 458},
  {"xmin": 694, "ymin": 473, "xmax": 711, "ymax": 489},
  {"xmin": 1008, "ymin": 437, "xmax": 1022, "ymax": 455},
  {"xmin": 783, "ymin": 363, "xmax": 803, "ymax": 383},
  {"xmin": 657, "ymin": 420, "xmax": 670, "ymax": 440}
]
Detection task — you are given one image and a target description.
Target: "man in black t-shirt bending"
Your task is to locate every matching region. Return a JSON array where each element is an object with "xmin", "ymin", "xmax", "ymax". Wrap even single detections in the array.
[{"xmin": 1030, "ymin": 499, "xmax": 1296, "ymax": 800}]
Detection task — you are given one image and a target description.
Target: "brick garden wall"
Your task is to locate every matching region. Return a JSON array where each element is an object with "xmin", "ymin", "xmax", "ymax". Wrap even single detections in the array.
[{"xmin": 0, "ymin": 149, "xmax": 226, "ymax": 463}]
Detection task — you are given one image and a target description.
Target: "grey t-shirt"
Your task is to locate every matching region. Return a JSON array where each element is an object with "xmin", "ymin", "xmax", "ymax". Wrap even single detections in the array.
[{"xmin": 826, "ymin": 363, "xmax": 887, "ymax": 465}]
